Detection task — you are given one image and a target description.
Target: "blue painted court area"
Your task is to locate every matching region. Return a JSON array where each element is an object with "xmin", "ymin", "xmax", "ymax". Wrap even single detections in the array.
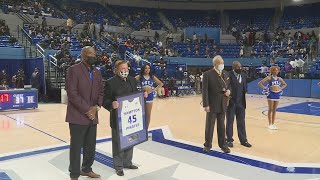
[
  {"xmin": 277, "ymin": 102, "xmax": 320, "ymax": 116},
  {"xmin": 0, "ymin": 172, "xmax": 11, "ymax": 180}
]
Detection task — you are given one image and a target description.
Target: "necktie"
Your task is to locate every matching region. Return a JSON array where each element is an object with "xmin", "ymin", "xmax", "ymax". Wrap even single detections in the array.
[
  {"xmin": 237, "ymin": 74, "xmax": 242, "ymax": 83},
  {"xmin": 89, "ymin": 70, "xmax": 93, "ymax": 81}
]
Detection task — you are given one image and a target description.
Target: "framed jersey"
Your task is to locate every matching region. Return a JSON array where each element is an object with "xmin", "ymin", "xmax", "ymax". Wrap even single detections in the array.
[{"xmin": 117, "ymin": 92, "xmax": 147, "ymax": 151}]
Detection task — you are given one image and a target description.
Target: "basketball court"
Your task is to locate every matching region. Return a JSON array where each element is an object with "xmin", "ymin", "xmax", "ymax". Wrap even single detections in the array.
[{"xmin": 0, "ymin": 95, "xmax": 320, "ymax": 179}]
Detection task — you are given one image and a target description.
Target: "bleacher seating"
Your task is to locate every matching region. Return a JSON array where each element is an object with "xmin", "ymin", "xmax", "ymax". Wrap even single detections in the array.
[
  {"xmin": 0, "ymin": 36, "xmax": 21, "ymax": 48},
  {"xmin": 62, "ymin": 2, "xmax": 119, "ymax": 25},
  {"xmin": 0, "ymin": 20, "xmax": 21, "ymax": 48},
  {"xmin": 228, "ymin": 8, "xmax": 274, "ymax": 32},
  {"xmin": 22, "ymin": 25, "xmax": 105, "ymax": 54},
  {"xmin": 164, "ymin": 10, "xmax": 220, "ymax": 28},
  {"xmin": 1, "ymin": 0, "xmax": 65, "ymax": 18},
  {"xmin": 171, "ymin": 42, "xmax": 240, "ymax": 58},
  {"xmin": 112, "ymin": 6, "xmax": 164, "ymax": 30},
  {"xmin": 306, "ymin": 60, "xmax": 320, "ymax": 78},
  {"xmin": 251, "ymin": 41, "xmax": 308, "ymax": 58},
  {"xmin": 279, "ymin": 3, "xmax": 320, "ymax": 29}
]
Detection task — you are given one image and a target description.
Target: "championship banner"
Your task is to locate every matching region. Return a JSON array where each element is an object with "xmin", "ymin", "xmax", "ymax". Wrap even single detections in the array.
[{"xmin": 117, "ymin": 92, "xmax": 147, "ymax": 151}]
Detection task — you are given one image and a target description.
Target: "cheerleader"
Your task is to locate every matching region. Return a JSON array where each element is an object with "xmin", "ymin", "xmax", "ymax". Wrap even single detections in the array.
[
  {"xmin": 258, "ymin": 66, "xmax": 287, "ymax": 130},
  {"xmin": 136, "ymin": 64, "xmax": 163, "ymax": 130}
]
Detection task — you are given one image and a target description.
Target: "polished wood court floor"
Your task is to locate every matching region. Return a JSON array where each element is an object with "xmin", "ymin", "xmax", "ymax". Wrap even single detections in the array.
[{"xmin": 0, "ymin": 95, "xmax": 319, "ymax": 163}]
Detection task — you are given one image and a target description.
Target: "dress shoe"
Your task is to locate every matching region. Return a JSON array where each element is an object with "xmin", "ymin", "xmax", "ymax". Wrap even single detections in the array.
[
  {"xmin": 203, "ymin": 146, "xmax": 210, "ymax": 153},
  {"xmin": 221, "ymin": 147, "xmax": 231, "ymax": 153},
  {"xmin": 80, "ymin": 171, "xmax": 101, "ymax": 178},
  {"xmin": 124, "ymin": 165, "xmax": 138, "ymax": 169},
  {"xmin": 227, "ymin": 141, "xmax": 233, "ymax": 148},
  {"xmin": 116, "ymin": 170, "xmax": 124, "ymax": 176},
  {"xmin": 241, "ymin": 142, "xmax": 252, "ymax": 148}
]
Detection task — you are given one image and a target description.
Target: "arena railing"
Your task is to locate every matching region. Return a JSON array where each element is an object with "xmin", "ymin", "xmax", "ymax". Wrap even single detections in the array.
[
  {"xmin": 48, "ymin": 55, "xmax": 59, "ymax": 88},
  {"xmin": 17, "ymin": 25, "xmax": 34, "ymax": 57}
]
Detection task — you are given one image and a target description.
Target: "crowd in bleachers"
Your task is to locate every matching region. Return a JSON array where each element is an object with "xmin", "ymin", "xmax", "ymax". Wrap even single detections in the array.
[
  {"xmin": 279, "ymin": 3, "xmax": 320, "ymax": 30},
  {"xmin": 2, "ymin": 0, "xmax": 64, "ymax": 18},
  {"xmin": 61, "ymin": 2, "xmax": 120, "ymax": 26},
  {"xmin": 227, "ymin": 8, "xmax": 274, "ymax": 34},
  {"xmin": 171, "ymin": 41, "xmax": 241, "ymax": 58},
  {"xmin": 251, "ymin": 30, "xmax": 318, "ymax": 59},
  {"xmin": 1, "ymin": 0, "xmax": 319, "ymax": 82},
  {"xmin": 0, "ymin": 20, "xmax": 19, "ymax": 47},
  {"xmin": 164, "ymin": 10, "xmax": 220, "ymax": 28},
  {"xmin": 113, "ymin": 6, "xmax": 164, "ymax": 30},
  {"xmin": 102, "ymin": 31, "xmax": 175, "ymax": 61}
]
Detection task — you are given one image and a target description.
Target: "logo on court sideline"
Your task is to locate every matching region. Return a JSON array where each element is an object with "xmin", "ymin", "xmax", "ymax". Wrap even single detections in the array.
[{"xmin": 286, "ymin": 167, "xmax": 295, "ymax": 173}]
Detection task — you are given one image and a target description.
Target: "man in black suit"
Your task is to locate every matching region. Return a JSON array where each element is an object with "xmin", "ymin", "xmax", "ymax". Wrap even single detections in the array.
[
  {"xmin": 202, "ymin": 55, "xmax": 231, "ymax": 154},
  {"xmin": 226, "ymin": 61, "xmax": 252, "ymax": 148},
  {"xmin": 31, "ymin": 67, "xmax": 40, "ymax": 89},
  {"xmin": 103, "ymin": 60, "xmax": 147, "ymax": 176}
]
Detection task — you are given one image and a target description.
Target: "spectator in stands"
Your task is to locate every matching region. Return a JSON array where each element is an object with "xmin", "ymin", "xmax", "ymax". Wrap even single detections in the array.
[
  {"xmin": 67, "ymin": 17, "xmax": 73, "ymax": 32},
  {"xmin": 168, "ymin": 77, "xmax": 178, "ymax": 96},
  {"xmin": 157, "ymin": 84, "xmax": 166, "ymax": 98},
  {"xmin": 204, "ymin": 33, "xmax": 208, "ymax": 43},
  {"xmin": 311, "ymin": 45, "xmax": 317, "ymax": 61},
  {"xmin": 89, "ymin": 22, "xmax": 95, "ymax": 38},
  {"xmin": 239, "ymin": 47, "xmax": 244, "ymax": 57},
  {"xmin": 0, "ymin": 20, "xmax": 10, "ymax": 36},
  {"xmin": 165, "ymin": 32, "xmax": 170, "ymax": 45},
  {"xmin": 0, "ymin": 79, "xmax": 9, "ymax": 90},
  {"xmin": 41, "ymin": 17, "xmax": 47, "ymax": 31},
  {"xmin": 260, "ymin": 64, "xmax": 268, "ymax": 78},
  {"xmin": 0, "ymin": 69, "xmax": 10, "ymax": 86},
  {"xmin": 284, "ymin": 61, "xmax": 293, "ymax": 79},
  {"xmin": 205, "ymin": 46, "xmax": 210, "ymax": 58},
  {"xmin": 154, "ymin": 31, "xmax": 159, "ymax": 42},
  {"xmin": 193, "ymin": 32, "xmax": 197, "ymax": 43},
  {"xmin": 270, "ymin": 58, "xmax": 277, "ymax": 66},
  {"xmin": 189, "ymin": 73, "xmax": 195, "ymax": 88},
  {"xmin": 195, "ymin": 74, "xmax": 202, "ymax": 94}
]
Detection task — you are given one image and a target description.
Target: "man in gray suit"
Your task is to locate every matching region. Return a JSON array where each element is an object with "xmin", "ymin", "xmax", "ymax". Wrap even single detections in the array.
[
  {"xmin": 202, "ymin": 55, "xmax": 231, "ymax": 153},
  {"xmin": 103, "ymin": 60, "xmax": 147, "ymax": 176},
  {"xmin": 65, "ymin": 46, "xmax": 104, "ymax": 180}
]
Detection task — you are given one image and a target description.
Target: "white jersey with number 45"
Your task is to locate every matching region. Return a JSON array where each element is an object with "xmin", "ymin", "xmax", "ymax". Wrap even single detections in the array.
[{"xmin": 121, "ymin": 97, "xmax": 143, "ymax": 136}]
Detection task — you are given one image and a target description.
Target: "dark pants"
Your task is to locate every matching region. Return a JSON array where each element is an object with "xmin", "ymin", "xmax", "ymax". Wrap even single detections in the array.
[
  {"xmin": 69, "ymin": 123, "xmax": 97, "ymax": 178},
  {"xmin": 112, "ymin": 128, "xmax": 133, "ymax": 170},
  {"xmin": 226, "ymin": 104, "xmax": 247, "ymax": 143},
  {"xmin": 204, "ymin": 111, "xmax": 227, "ymax": 149}
]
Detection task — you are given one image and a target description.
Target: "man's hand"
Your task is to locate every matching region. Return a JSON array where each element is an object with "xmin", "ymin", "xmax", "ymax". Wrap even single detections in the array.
[
  {"xmin": 204, "ymin": 106, "xmax": 210, "ymax": 112},
  {"xmin": 224, "ymin": 89, "xmax": 231, "ymax": 97},
  {"xmin": 144, "ymin": 91, "xmax": 148, "ymax": 98},
  {"xmin": 112, "ymin": 101, "xmax": 119, "ymax": 109},
  {"xmin": 86, "ymin": 106, "xmax": 97, "ymax": 120}
]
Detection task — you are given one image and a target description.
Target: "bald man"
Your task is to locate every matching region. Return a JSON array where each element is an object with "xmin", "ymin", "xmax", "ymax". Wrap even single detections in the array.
[
  {"xmin": 202, "ymin": 55, "xmax": 231, "ymax": 153},
  {"xmin": 65, "ymin": 46, "xmax": 103, "ymax": 180}
]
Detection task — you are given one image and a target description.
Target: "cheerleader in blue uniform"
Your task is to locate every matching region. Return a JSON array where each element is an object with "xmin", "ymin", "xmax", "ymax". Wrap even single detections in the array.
[
  {"xmin": 258, "ymin": 66, "xmax": 287, "ymax": 130},
  {"xmin": 136, "ymin": 64, "xmax": 163, "ymax": 130}
]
